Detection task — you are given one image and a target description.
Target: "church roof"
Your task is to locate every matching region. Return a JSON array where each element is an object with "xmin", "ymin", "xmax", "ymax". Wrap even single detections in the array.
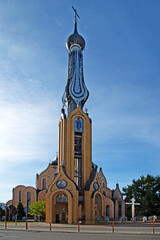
[{"xmin": 85, "ymin": 167, "xmax": 97, "ymax": 191}]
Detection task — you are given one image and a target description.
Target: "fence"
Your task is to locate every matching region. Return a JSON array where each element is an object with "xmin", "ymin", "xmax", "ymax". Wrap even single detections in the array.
[{"xmin": 0, "ymin": 221, "xmax": 160, "ymax": 235}]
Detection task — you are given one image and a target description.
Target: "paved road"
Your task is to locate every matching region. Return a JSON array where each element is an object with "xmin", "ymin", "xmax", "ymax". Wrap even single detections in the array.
[{"xmin": 0, "ymin": 230, "xmax": 160, "ymax": 240}]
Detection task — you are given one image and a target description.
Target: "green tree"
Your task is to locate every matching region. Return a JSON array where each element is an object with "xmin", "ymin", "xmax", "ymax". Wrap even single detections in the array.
[
  {"xmin": 0, "ymin": 207, "xmax": 5, "ymax": 220},
  {"xmin": 17, "ymin": 202, "xmax": 25, "ymax": 219},
  {"xmin": 123, "ymin": 174, "xmax": 160, "ymax": 217},
  {"xmin": 29, "ymin": 201, "xmax": 46, "ymax": 221}
]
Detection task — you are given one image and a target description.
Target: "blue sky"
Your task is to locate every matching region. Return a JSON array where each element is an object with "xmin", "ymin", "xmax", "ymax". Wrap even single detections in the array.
[{"xmin": 0, "ymin": 0, "xmax": 160, "ymax": 203}]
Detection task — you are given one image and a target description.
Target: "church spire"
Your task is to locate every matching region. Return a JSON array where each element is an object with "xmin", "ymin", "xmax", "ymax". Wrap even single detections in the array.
[
  {"xmin": 74, "ymin": 20, "xmax": 78, "ymax": 34},
  {"xmin": 62, "ymin": 8, "xmax": 89, "ymax": 115}
]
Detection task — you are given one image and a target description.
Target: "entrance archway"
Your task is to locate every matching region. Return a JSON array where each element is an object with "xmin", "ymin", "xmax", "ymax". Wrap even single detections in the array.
[
  {"xmin": 55, "ymin": 193, "xmax": 68, "ymax": 223},
  {"xmin": 94, "ymin": 193, "xmax": 102, "ymax": 220}
]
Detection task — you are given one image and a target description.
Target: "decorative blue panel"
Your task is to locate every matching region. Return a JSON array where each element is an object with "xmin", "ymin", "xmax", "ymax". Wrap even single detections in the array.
[
  {"xmin": 75, "ymin": 117, "xmax": 83, "ymax": 132},
  {"xmin": 56, "ymin": 180, "xmax": 67, "ymax": 189},
  {"xmin": 56, "ymin": 194, "xmax": 68, "ymax": 203}
]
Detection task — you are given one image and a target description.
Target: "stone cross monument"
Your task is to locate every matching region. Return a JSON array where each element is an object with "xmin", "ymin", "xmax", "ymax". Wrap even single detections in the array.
[{"xmin": 126, "ymin": 198, "xmax": 140, "ymax": 220}]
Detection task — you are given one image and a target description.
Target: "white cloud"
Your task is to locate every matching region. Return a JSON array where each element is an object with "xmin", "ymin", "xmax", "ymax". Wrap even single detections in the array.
[
  {"xmin": 0, "ymin": 73, "xmax": 60, "ymax": 202},
  {"xmin": 0, "ymin": 24, "xmax": 63, "ymax": 202},
  {"xmin": 0, "ymin": 74, "xmax": 59, "ymax": 170}
]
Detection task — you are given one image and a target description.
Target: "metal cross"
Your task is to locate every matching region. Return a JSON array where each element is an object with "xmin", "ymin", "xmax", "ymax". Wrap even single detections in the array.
[{"xmin": 72, "ymin": 6, "xmax": 80, "ymax": 21}]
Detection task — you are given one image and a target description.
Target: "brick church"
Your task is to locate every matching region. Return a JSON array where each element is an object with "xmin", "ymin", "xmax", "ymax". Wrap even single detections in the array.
[{"xmin": 7, "ymin": 12, "xmax": 125, "ymax": 224}]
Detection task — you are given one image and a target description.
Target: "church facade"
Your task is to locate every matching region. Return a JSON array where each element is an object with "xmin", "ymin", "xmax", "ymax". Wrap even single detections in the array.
[{"xmin": 7, "ymin": 15, "xmax": 125, "ymax": 224}]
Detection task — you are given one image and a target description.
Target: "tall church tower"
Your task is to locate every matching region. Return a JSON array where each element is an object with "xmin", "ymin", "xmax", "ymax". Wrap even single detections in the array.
[
  {"xmin": 59, "ymin": 13, "xmax": 91, "ymax": 192},
  {"xmin": 46, "ymin": 10, "xmax": 103, "ymax": 224}
]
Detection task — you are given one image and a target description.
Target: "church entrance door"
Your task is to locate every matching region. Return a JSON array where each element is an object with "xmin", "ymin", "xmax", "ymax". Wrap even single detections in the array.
[
  {"xmin": 55, "ymin": 203, "xmax": 68, "ymax": 223},
  {"xmin": 55, "ymin": 193, "xmax": 68, "ymax": 223},
  {"xmin": 59, "ymin": 209, "xmax": 68, "ymax": 223}
]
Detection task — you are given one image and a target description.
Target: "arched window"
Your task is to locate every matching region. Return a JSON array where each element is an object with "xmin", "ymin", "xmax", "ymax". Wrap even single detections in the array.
[
  {"xmin": 56, "ymin": 194, "xmax": 68, "ymax": 203},
  {"xmin": 42, "ymin": 178, "xmax": 46, "ymax": 190},
  {"xmin": 106, "ymin": 205, "xmax": 110, "ymax": 217},
  {"xmin": 19, "ymin": 191, "xmax": 22, "ymax": 202},
  {"xmin": 118, "ymin": 201, "xmax": 122, "ymax": 218},
  {"xmin": 95, "ymin": 195, "xmax": 98, "ymax": 204},
  {"xmin": 27, "ymin": 192, "xmax": 31, "ymax": 206}
]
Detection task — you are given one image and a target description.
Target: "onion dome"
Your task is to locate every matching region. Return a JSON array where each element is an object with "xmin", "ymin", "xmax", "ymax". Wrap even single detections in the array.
[
  {"xmin": 50, "ymin": 155, "xmax": 58, "ymax": 166},
  {"xmin": 66, "ymin": 21, "xmax": 85, "ymax": 50}
]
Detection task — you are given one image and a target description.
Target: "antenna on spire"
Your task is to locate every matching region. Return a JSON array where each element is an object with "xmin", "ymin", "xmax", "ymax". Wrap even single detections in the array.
[{"xmin": 72, "ymin": 6, "xmax": 80, "ymax": 22}]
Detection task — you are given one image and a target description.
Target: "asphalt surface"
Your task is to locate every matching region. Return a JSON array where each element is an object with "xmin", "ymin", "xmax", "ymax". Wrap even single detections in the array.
[{"xmin": 0, "ymin": 230, "xmax": 160, "ymax": 240}]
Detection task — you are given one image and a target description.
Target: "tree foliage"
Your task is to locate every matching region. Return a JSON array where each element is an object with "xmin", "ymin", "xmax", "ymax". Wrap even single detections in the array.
[
  {"xmin": 29, "ymin": 201, "xmax": 46, "ymax": 221},
  {"xmin": 123, "ymin": 174, "xmax": 160, "ymax": 217},
  {"xmin": 17, "ymin": 202, "xmax": 25, "ymax": 218},
  {"xmin": 0, "ymin": 207, "xmax": 5, "ymax": 220}
]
